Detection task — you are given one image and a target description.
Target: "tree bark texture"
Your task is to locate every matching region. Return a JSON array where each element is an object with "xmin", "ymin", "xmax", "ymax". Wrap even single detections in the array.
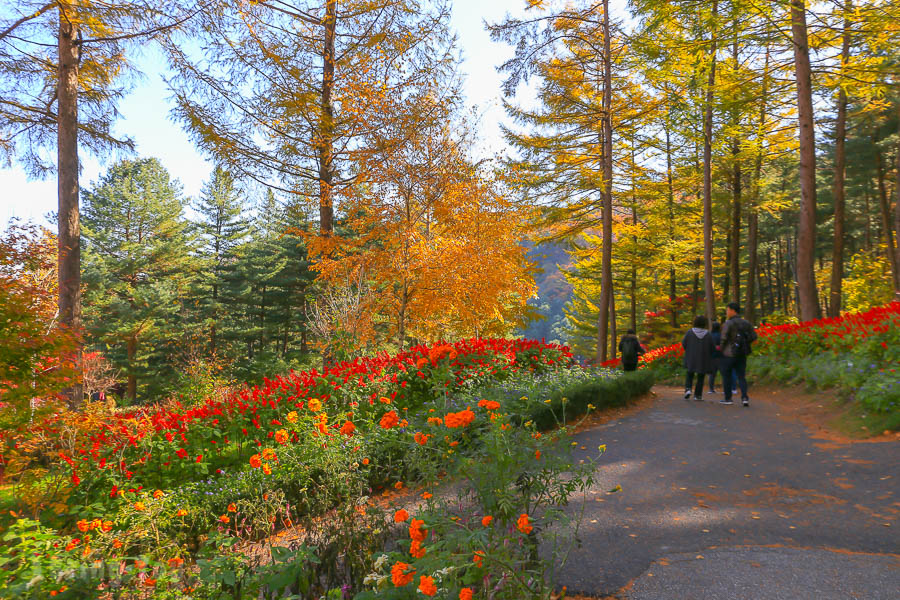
[
  {"xmin": 828, "ymin": 3, "xmax": 851, "ymax": 316},
  {"xmin": 875, "ymin": 136, "xmax": 900, "ymax": 293},
  {"xmin": 791, "ymin": 0, "xmax": 821, "ymax": 321},
  {"xmin": 702, "ymin": 0, "xmax": 719, "ymax": 323},
  {"xmin": 595, "ymin": 0, "xmax": 614, "ymax": 363},
  {"xmin": 318, "ymin": 0, "xmax": 337, "ymax": 236}
]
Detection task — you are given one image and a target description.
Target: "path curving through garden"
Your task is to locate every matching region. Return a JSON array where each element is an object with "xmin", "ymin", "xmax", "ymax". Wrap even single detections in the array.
[{"xmin": 559, "ymin": 386, "xmax": 900, "ymax": 600}]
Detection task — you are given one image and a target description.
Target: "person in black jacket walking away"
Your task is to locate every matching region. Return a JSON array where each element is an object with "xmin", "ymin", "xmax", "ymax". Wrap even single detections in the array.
[
  {"xmin": 682, "ymin": 315, "xmax": 713, "ymax": 401},
  {"xmin": 707, "ymin": 321, "xmax": 723, "ymax": 394},
  {"xmin": 618, "ymin": 329, "xmax": 645, "ymax": 372},
  {"xmin": 719, "ymin": 302, "xmax": 758, "ymax": 407}
]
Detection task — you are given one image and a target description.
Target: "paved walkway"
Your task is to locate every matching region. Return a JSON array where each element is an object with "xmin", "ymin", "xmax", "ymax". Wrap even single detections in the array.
[{"xmin": 557, "ymin": 386, "xmax": 900, "ymax": 599}]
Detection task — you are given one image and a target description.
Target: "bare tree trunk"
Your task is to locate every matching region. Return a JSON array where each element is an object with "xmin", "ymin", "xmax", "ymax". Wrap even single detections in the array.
[
  {"xmin": 596, "ymin": 0, "xmax": 614, "ymax": 363},
  {"xmin": 864, "ymin": 181, "xmax": 872, "ymax": 250},
  {"xmin": 631, "ymin": 204, "xmax": 638, "ymax": 332},
  {"xmin": 702, "ymin": 0, "xmax": 719, "ymax": 323},
  {"xmin": 729, "ymin": 30, "xmax": 741, "ymax": 304},
  {"xmin": 875, "ymin": 136, "xmax": 900, "ymax": 293},
  {"xmin": 775, "ymin": 239, "xmax": 785, "ymax": 312},
  {"xmin": 746, "ymin": 45, "xmax": 769, "ymax": 323},
  {"xmin": 791, "ymin": 0, "xmax": 821, "ymax": 321},
  {"xmin": 58, "ymin": 7, "xmax": 82, "ymax": 407},
  {"xmin": 318, "ymin": 0, "xmax": 337, "ymax": 236},
  {"xmin": 665, "ymin": 121, "xmax": 678, "ymax": 328},
  {"xmin": 609, "ymin": 289, "xmax": 617, "ymax": 360},
  {"xmin": 895, "ymin": 108, "xmax": 900, "ymax": 300},
  {"xmin": 828, "ymin": 2, "xmax": 851, "ymax": 316}
]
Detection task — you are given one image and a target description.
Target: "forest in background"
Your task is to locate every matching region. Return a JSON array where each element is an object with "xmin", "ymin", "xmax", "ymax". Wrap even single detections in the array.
[{"xmin": 1, "ymin": 0, "xmax": 899, "ymax": 406}]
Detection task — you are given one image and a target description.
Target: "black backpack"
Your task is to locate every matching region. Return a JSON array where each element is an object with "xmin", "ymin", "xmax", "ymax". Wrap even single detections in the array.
[
  {"xmin": 621, "ymin": 336, "xmax": 640, "ymax": 362},
  {"xmin": 730, "ymin": 320, "xmax": 754, "ymax": 357}
]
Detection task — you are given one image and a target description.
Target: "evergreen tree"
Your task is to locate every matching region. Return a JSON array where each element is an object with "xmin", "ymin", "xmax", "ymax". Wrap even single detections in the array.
[
  {"xmin": 82, "ymin": 158, "xmax": 196, "ymax": 403},
  {"xmin": 192, "ymin": 166, "xmax": 250, "ymax": 355}
]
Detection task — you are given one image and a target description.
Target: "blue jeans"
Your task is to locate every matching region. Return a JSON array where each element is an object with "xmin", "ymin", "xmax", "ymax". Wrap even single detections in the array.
[{"xmin": 720, "ymin": 355, "xmax": 748, "ymax": 401}]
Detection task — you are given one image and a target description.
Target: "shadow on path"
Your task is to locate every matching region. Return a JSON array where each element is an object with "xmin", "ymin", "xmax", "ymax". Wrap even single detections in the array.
[{"xmin": 557, "ymin": 386, "xmax": 900, "ymax": 599}]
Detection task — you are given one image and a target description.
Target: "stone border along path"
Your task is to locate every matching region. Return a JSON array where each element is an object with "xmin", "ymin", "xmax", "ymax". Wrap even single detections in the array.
[{"xmin": 557, "ymin": 386, "xmax": 900, "ymax": 600}]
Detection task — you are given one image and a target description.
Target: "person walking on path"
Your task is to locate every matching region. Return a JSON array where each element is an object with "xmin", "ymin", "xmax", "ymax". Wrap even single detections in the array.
[
  {"xmin": 682, "ymin": 315, "xmax": 713, "ymax": 401},
  {"xmin": 618, "ymin": 329, "xmax": 645, "ymax": 372},
  {"xmin": 719, "ymin": 302, "xmax": 758, "ymax": 407},
  {"xmin": 707, "ymin": 321, "xmax": 723, "ymax": 394}
]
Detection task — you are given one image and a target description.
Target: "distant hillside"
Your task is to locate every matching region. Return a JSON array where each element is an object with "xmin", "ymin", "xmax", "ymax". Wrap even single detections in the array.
[{"xmin": 519, "ymin": 241, "xmax": 573, "ymax": 343}]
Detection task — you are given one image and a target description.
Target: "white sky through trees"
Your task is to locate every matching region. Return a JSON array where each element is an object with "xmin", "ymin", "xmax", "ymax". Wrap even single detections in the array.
[{"xmin": 0, "ymin": 0, "xmax": 553, "ymax": 226}]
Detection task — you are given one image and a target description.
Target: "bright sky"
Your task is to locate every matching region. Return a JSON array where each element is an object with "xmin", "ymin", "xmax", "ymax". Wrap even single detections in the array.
[{"xmin": 0, "ymin": 1, "xmax": 626, "ymax": 228}]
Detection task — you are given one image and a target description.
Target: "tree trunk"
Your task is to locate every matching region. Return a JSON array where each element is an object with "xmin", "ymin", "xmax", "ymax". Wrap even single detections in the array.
[
  {"xmin": 791, "ymin": 0, "xmax": 821, "ymax": 321},
  {"xmin": 864, "ymin": 181, "xmax": 872, "ymax": 250},
  {"xmin": 746, "ymin": 45, "xmax": 769, "ymax": 324},
  {"xmin": 665, "ymin": 121, "xmax": 678, "ymax": 328},
  {"xmin": 127, "ymin": 334, "xmax": 137, "ymax": 403},
  {"xmin": 875, "ymin": 136, "xmax": 900, "ymax": 293},
  {"xmin": 895, "ymin": 107, "xmax": 900, "ymax": 300},
  {"xmin": 631, "ymin": 204, "xmax": 638, "ymax": 332},
  {"xmin": 318, "ymin": 0, "xmax": 337, "ymax": 236},
  {"xmin": 775, "ymin": 239, "xmax": 785, "ymax": 312},
  {"xmin": 609, "ymin": 289, "xmax": 617, "ymax": 360},
  {"xmin": 398, "ymin": 282, "xmax": 408, "ymax": 351},
  {"xmin": 702, "ymin": 0, "xmax": 719, "ymax": 323},
  {"xmin": 595, "ymin": 0, "xmax": 614, "ymax": 364},
  {"xmin": 828, "ymin": 2, "xmax": 851, "ymax": 316},
  {"xmin": 58, "ymin": 8, "xmax": 82, "ymax": 407},
  {"xmin": 729, "ymin": 32, "xmax": 741, "ymax": 304}
]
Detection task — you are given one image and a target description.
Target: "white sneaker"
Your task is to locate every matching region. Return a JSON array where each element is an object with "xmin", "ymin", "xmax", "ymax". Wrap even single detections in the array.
[
  {"xmin": 742, "ymin": 397, "xmax": 750, "ymax": 407},
  {"xmin": 684, "ymin": 390, "xmax": 692, "ymax": 400}
]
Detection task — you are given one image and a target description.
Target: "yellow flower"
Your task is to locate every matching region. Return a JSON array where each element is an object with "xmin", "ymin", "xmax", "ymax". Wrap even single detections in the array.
[
  {"xmin": 262, "ymin": 448, "xmax": 276, "ymax": 461},
  {"xmin": 262, "ymin": 463, "xmax": 272, "ymax": 475},
  {"xmin": 176, "ymin": 509, "xmax": 188, "ymax": 517},
  {"xmin": 307, "ymin": 398, "xmax": 322, "ymax": 412},
  {"xmin": 153, "ymin": 489, "xmax": 164, "ymax": 499},
  {"xmin": 133, "ymin": 502, "xmax": 145, "ymax": 512},
  {"xmin": 286, "ymin": 411, "xmax": 298, "ymax": 423}
]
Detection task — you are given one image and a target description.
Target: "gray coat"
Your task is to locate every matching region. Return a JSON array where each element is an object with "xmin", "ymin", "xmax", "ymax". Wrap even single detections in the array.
[{"xmin": 682, "ymin": 327, "xmax": 713, "ymax": 373}]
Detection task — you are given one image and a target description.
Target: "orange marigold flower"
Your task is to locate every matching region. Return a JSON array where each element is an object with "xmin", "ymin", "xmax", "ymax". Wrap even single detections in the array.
[
  {"xmin": 444, "ymin": 408, "xmax": 475, "ymax": 429},
  {"xmin": 410, "ymin": 539, "xmax": 426, "ymax": 558},
  {"xmin": 262, "ymin": 463, "xmax": 272, "ymax": 475},
  {"xmin": 535, "ymin": 450, "xmax": 541, "ymax": 460},
  {"xmin": 76, "ymin": 519, "xmax": 90, "ymax": 533},
  {"xmin": 308, "ymin": 398, "xmax": 323, "ymax": 412},
  {"xmin": 394, "ymin": 509, "xmax": 409, "ymax": 522},
  {"xmin": 459, "ymin": 588, "xmax": 474, "ymax": 600},
  {"xmin": 143, "ymin": 578, "xmax": 156, "ymax": 587},
  {"xmin": 394, "ymin": 481, "xmax": 403, "ymax": 490},
  {"xmin": 167, "ymin": 557, "xmax": 184, "ymax": 568},
  {"xmin": 379, "ymin": 396, "xmax": 392, "ymax": 404},
  {"xmin": 219, "ymin": 515, "xmax": 230, "ymax": 524},
  {"xmin": 362, "ymin": 458, "xmax": 370, "ymax": 465},
  {"xmin": 481, "ymin": 515, "xmax": 493, "ymax": 527},
  {"xmin": 416, "ymin": 357, "xmax": 428, "ymax": 369},
  {"xmin": 390, "ymin": 561, "xmax": 415, "ymax": 587},
  {"xmin": 112, "ymin": 539, "xmax": 123, "ymax": 549},
  {"xmin": 340, "ymin": 421, "xmax": 356, "ymax": 436},
  {"xmin": 274, "ymin": 429, "xmax": 289, "ymax": 444},
  {"xmin": 153, "ymin": 489, "xmax": 164, "ymax": 499},
  {"xmin": 422, "ymin": 492, "xmax": 433, "ymax": 499},
  {"xmin": 414, "ymin": 431, "xmax": 429, "ymax": 445},
  {"xmin": 409, "ymin": 518, "xmax": 427, "ymax": 542},
  {"xmin": 176, "ymin": 509, "xmax": 188, "ymax": 517},
  {"xmin": 261, "ymin": 448, "xmax": 276, "ymax": 461},
  {"xmin": 134, "ymin": 560, "xmax": 147, "ymax": 570},
  {"xmin": 417, "ymin": 575, "xmax": 437, "ymax": 596},
  {"xmin": 133, "ymin": 502, "xmax": 146, "ymax": 512},
  {"xmin": 473, "ymin": 551, "xmax": 485, "ymax": 567},
  {"xmin": 516, "ymin": 513, "xmax": 533, "ymax": 534},
  {"xmin": 249, "ymin": 454, "xmax": 262, "ymax": 468},
  {"xmin": 90, "ymin": 518, "xmax": 102, "ymax": 530},
  {"xmin": 427, "ymin": 417, "xmax": 443, "ymax": 426},
  {"xmin": 449, "ymin": 440, "xmax": 459, "ymax": 447},
  {"xmin": 227, "ymin": 503, "xmax": 237, "ymax": 513},
  {"xmin": 477, "ymin": 399, "xmax": 500, "ymax": 411},
  {"xmin": 286, "ymin": 411, "xmax": 299, "ymax": 423},
  {"xmin": 380, "ymin": 410, "xmax": 399, "ymax": 429}
]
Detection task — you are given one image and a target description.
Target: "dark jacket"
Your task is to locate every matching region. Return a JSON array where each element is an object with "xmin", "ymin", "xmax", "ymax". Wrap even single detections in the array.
[
  {"xmin": 618, "ymin": 334, "xmax": 645, "ymax": 363},
  {"xmin": 682, "ymin": 327, "xmax": 713, "ymax": 373},
  {"xmin": 709, "ymin": 330, "xmax": 723, "ymax": 373},
  {"xmin": 721, "ymin": 316, "xmax": 758, "ymax": 357}
]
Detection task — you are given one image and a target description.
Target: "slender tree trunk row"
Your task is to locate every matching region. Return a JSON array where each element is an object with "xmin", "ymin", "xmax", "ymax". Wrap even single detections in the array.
[
  {"xmin": 828, "ymin": 1, "xmax": 851, "ymax": 317},
  {"xmin": 596, "ymin": 0, "xmax": 614, "ymax": 363},
  {"xmin": 702, "ymin": 0, "xmax": 719, "ymax": 324}
]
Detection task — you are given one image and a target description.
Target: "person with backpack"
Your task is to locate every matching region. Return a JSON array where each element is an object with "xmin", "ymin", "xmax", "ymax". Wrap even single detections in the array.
[
  {"xmin": 707, "ymin": 321, "xmax": 723, "ymax": 394},
  {"xmin": 682, "ymin": 315, "xmax": 713, "ymax": 401},
  {"xmin": 618, "ymin": 329, "xmax": 645, "ymax": 372},
  {"xmin": 719, "ymin": 302, "xmax": 757, "ymax": 406}
]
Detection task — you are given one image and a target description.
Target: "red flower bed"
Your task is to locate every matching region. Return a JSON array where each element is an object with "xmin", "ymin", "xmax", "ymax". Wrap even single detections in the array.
[{"xmin": 7, "ymin": 338, "xmax": 572, "ymax": 501}]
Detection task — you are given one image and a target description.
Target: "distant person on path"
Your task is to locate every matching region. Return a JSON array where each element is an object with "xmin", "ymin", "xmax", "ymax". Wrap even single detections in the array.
[
  {"xmin": 707, "ymin": 321, "xmax": 723, "ymax": 394},
  {"xmin": 618, "ymin": 329, "xmax": 645, "ymax": 372},
  {"xmin": 719, "ymin": 302, "xmax": 758, "ymax": 406},
  {"xmin": 682, "ymin": 315, "xmax": 713, "ymax": 401}
]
